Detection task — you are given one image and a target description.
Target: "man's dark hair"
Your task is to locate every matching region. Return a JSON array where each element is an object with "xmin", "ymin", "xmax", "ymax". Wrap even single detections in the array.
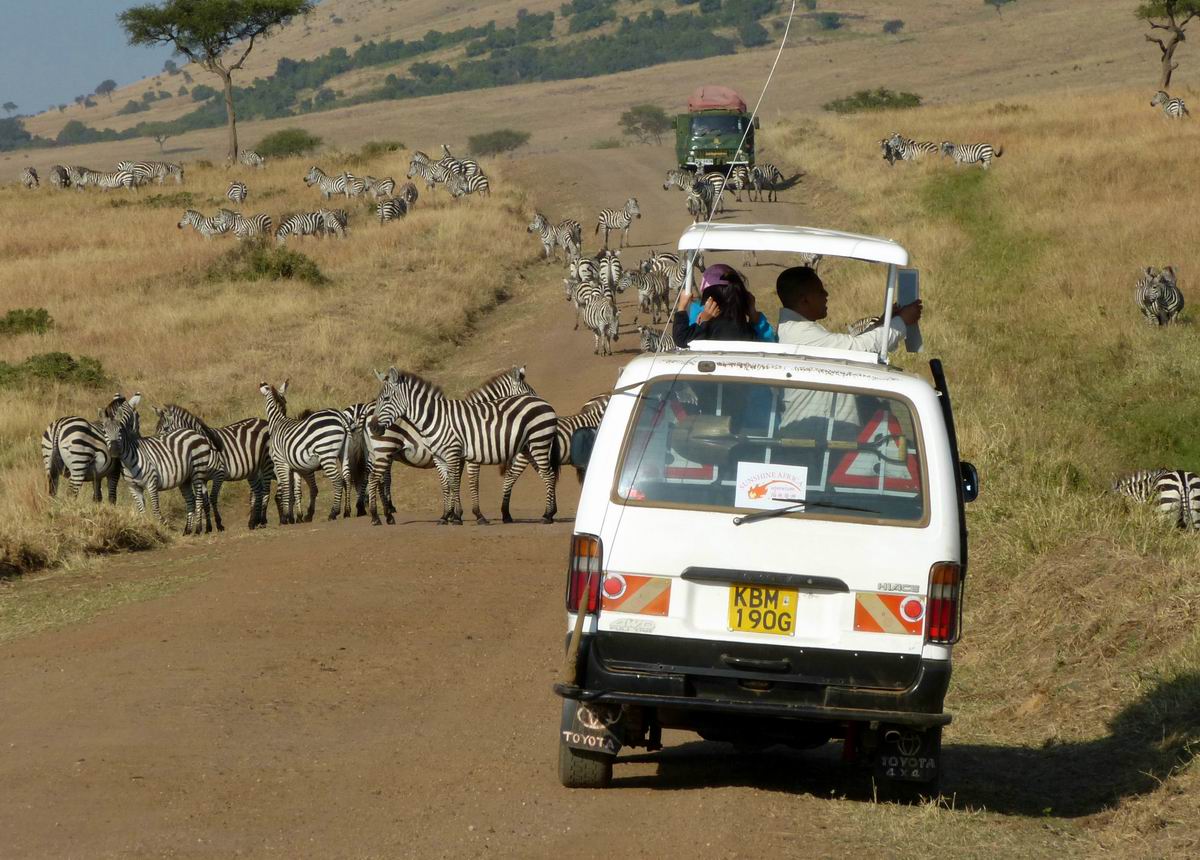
[{"xmin": 776, "ymin": 266, "xmax": 823, "ymax": 307}]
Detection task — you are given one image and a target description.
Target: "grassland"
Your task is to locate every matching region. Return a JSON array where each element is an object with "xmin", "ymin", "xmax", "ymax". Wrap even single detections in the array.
[
  {"xmin": 0, "ymin": 147, "xmax": 535, "ymax": 576},
  {"xmin": 764, "ymin": 87, "xmax": 1200, "ymax": 852}
]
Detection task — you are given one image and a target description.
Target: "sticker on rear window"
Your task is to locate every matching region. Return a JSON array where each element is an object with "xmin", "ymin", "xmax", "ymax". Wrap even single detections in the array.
[{"xmin": 734, "ymin": 463, "xmax": 808, "ymax": 510}]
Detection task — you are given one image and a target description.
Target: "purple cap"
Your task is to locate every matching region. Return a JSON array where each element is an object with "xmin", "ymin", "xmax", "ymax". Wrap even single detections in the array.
[{"xmin": 700, "ymin": 263, "xmax": 737, "ymax": 290}]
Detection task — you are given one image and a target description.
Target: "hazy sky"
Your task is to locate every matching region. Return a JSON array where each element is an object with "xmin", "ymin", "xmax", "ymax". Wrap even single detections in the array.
[{"xmin": 0, "ymin": 1, "xmax": 175, "ymax": 114}]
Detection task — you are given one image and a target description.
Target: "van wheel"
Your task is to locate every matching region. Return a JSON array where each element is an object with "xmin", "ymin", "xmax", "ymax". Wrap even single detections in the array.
[{"xmin": 558, "ymin": 738, "xmax": 613, "ymax": 788}]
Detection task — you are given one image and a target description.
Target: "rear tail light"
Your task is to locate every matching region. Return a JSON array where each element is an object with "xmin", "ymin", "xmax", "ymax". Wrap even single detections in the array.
[
  {"xmin": 566, "ymin": 533, "xmax": 603, "ymax": 615},
  {"xmin": 925, "ymin": 562, "xmax": 963, "ymax": 644}
]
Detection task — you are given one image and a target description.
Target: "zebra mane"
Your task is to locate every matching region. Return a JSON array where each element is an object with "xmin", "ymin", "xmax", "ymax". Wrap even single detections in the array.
[
  {"xmin": 161, "ymin": 403, "xmax": 225, "ymax": 453},
  {"xmin": 465, "ymin": 366, "xmax": 525, "ymax": 397},
  {"xmin": 395, "ymin": 370, "xmax": 445, "ymax": 399}
]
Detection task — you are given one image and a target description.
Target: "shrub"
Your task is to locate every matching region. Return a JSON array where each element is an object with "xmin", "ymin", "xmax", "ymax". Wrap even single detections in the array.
[
  {"xmin": 468, "ymin": 128, "xmax": 530, "ymax": 156},
  {"xmin": 882, "ymin": 19, "xmax": 904, "ymax": 34},
  {"xmin": 190, "ymin": 84, "xmax": 218, "ymax": 102},
  {"xmin": 698, "ymin": 0, "xmax": 720, "ymax": 12},
  {"xmin": 739, "ymin": 20, "xmax": 770, "ymax": 47},
  {"xmin": 0, "ymin": 352, "xmax": 109, "ymax": 388},
  {"xmin": 206, "ymin": 242, "xmax": 329, "ymax": 286},
  {"xmin": 823, "ymin": 87, "xmax": 922, "ymax": 114},
  {"xmin": 117, "ymin": 100, "xmax": 149, "ymax": 116},
  {"xmin": 255, "ymin": 127, "xmax": 323, "ymax": 158},
  {"xmin": 178, "ymin": 86, "xmax": 189, "ymax": 96},
  {"xmin": 142, "ymin": 90, "xmax": 157, "ymax": 103},
  {"xmin": 814, "ymin": 11, "xmax": 843, "ymax": 30},
  {"xmin": 619, "ymin": 104, "xmax": 672, "ymax": 144},
  {"xmin": 107, "ymin": 191, "xmax": 195, "ymax": 209},
  {"xmin": 0, "ymin": 308, "xmax": 53, "ymax": 337},
  {"xmin": 591, "ymin": 138, "xmax": 622, "ymax": 149},
  {"xmin": 358, "ymin": 139, "xmax": 406, "ymax": 159}
]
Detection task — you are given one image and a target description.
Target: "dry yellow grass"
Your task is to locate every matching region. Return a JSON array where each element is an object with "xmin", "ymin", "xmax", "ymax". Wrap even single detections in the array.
[{"xmin": 0, "ymin": 145, "xmax": 535, "ymax": 573}]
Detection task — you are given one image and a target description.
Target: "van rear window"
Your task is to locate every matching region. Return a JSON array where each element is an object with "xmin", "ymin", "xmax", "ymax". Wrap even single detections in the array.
[{"xmin": 615, "ymin": 378, "xmax": 926, "ymax": 524}]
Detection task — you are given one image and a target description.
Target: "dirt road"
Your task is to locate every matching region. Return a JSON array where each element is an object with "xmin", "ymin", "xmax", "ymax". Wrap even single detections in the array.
[{"xmin": 0, "ymin": 147, "xmax": 1066, "ymax": 859}]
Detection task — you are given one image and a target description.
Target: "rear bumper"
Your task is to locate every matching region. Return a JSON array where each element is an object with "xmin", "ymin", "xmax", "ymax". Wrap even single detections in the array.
[{"xmin": 555, "ymin": 632, "xmax": 952, "ymax": 728}]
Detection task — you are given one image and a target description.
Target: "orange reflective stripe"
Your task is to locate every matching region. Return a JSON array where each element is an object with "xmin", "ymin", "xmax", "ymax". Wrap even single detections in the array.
[
  {"xmin": 854, "ymin": 592, "xmax": 923, "ymax": 635},
  {"xmin": 602, "ymin": 574, "xmax": 672, "ymax": 617}
]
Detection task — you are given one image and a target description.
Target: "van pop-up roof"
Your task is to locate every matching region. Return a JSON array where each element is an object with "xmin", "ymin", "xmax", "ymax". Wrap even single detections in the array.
[{"xmin": 688, "ymin": 85, "xmax": 747, "ymax": 113}]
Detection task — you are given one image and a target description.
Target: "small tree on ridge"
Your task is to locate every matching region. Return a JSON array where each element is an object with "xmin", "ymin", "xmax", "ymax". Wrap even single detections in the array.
[
  {"xmin": 96, "ymin": 79, "xmax": 118, "ymax": 101},
  {"xmin": 1137, "ymin": 1, "xmax": 1200, "ymax": 89},
  {"xmin": 619, "ymin": 104, "xmax": 672, "ymax": 145}
]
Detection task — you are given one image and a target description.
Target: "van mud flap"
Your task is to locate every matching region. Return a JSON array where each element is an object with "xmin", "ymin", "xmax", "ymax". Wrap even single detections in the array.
[
  {"xmin": 560, "ymin": 699, "xmax": 624, "ymax": 756},
  {"xmin": 875, "ymin": 724, "xmax": 941, "ymax": 783}
]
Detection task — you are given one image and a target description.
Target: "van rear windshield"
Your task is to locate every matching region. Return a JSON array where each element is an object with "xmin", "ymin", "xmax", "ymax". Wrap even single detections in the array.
[{"xmin": 615, "ymin": 378, "xmax": 926, "ymax": 524}]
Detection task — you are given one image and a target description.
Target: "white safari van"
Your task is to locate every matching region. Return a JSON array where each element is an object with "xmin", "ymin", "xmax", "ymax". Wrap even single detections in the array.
[{"xmin": 556, "ymin": 224, "xmax": 979, "ymax": 796}]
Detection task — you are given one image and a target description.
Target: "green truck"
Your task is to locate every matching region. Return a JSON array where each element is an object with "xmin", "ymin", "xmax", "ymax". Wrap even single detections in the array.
[{"xmin": 674, "ymin": 85, "xmax": 759, "ymax": 174}]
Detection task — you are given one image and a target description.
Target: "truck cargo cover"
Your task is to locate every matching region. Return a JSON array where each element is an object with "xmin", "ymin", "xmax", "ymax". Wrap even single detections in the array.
[{"xmin": 688, "ymin": 85, "xmax": 747, "ymax": 113}]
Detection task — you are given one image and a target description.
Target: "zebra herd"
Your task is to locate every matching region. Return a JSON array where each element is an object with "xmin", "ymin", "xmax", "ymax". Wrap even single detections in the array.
[
  {"xmin": 880, "ymin": 132, "xmax": 1004, "ymax": 170},
  {"xmin": 405, "ymin": 144, "xmax": 493, "ymax": 199},
  {"xmin": 17, "ymin": 160, "xmax": 184, "ymax": 192},
  {"xmin": 41, "ymin": 366, "xmax": 609, "ymax": 532},
  {"xmin": 663, "ymin": 163, "xmax": 786, "ymax": 224}
]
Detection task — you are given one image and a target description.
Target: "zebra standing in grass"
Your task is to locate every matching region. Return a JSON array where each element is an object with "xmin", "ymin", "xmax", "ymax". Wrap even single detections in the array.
[
  {"xmin": 259, "ymin": 381, "xmax": 355, "ymax": 523},
  {"xmin": 363, "ymin": 175, "xmax": 396, "ymax": 199},
  {"xmin": 398, "ymin": 181, "xmax": 419, "ymax": 206},
  {"xmin": 407, "ymin": 160, "xmax": 452, "ymax": 191},
  {"xmin": 79, "ymin": 169, "xmax": 137, "ymax": 190},
  {"xmin": 580, "ymin": 297, "xmax": 620, "ymax": 356},
  {"xmin": 888, "ymin": 133, "xmax": 939, "ymax": 163},
  {"xmin": 1135, "ymin": 266, "xmax": 1184, "ymax": 325},
  {"xmin": 317, "ymin": 208, "xmax": 349, "ymax": 238},
  {"xmin": 42, "ymin": 393, "xmax": 126, "ymax": 501},
  {"xmin": 178, "ymin": 208, "xmax": 232, "ymax": 238},
  {"xmin": 226, "ymin": 181, "xmax": 248, "ymax": 205},
  {"xmin": 305, "ymin": 166, "xmax": 344, "ymax": 198},
  {"xmin": 639, "ymin": 325, "xmax": 675, "ymax": 353},
  {"xmin": 1151, "ymin": 90, "xmax": 1190, "ymax": 118},
  {"xmin": 751, "ymin": 163, "xmax": 784, "ymax": 202},
  {"xmin": 275, "ymin": 212, "xmax": 324, "ymax": 244},
  {"xmin": 595, "ymin": 197, "xmax": 641, "ymax": 249},
  {"xmin": 339, "ymin": 171, "xmax": 368, "ymax": 199},
  {"xmin": 239, "ymin": 150, "xmax": 266, "ymax": 169},
  {"xmin": 448, "ymin": 173, "xmax": 491, "ymax": 198},
  {"xmin": 1114, "ymin": 469, "xmax": 1200, "ymax": 529},
  {"xmin": 66, "ymin": 165, "xmax": 98, "ymax": 189},
  {"xmin": 100, "ymin": 395, "xmax": 219, "ymax": 535},
  {"xmin": 118, "ymin": 160, "xmax": 184, "ymax": 185},
  {"xmin": 940, "ymin": 140, "xmax": 1003, "ymax": 169},
  {"xmin": 48, "ymin": 165, "xmax": 70, "ymax": 189},
  {"xmin": 216, "ymin": 209, "xmax": 273, "ymax": 240},
  {"xmin": 663, "ymin": 168, "xmax": 695, "ymax": 191},
  {"xmin": 377, "ymin": 197, "xmax": 408, "ymax": 224},
  {"xmin": 20, "ymin": 167, "xmax": 38, "ymax": 189},
  {"xmin": 370, "ymin": 368, "xmax": 561, "ymax": 524}
]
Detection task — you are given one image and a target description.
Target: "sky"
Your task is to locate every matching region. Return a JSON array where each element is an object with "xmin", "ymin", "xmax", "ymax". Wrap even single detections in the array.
[{"xmin": 0, "ymin": 0, "xmax": 176, "ymax": 115}]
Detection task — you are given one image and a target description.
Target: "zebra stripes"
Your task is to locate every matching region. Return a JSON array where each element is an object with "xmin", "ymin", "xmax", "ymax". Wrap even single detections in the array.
[
  {"xmin": 620, "ymin": 270, "xmax": 669, "ymax": 324},
  {"xmin": 42, "ymin": 393, "xmax": 126, "ymax": 501},
  {"xmin": 79, "ymin": 169, "xmax": 137, "ymax": 191},
  {"xmin": 1114, "ymin": 469, "xmax": 1200, "ymax": 529},
  {"xmin": 529, "ymin": 213, "xmax": 582, "ymax": 260},
  {"xmin": 340, "ymin": 171, "xmax": 368, "ymax": 198},
  {"xmin": 940, "ymin": 140, "xmax": 1003, "ymax": 169},
  {"xmin": 663, "ymin": 168, "xmax": 695, "ymax": 191},
  {"xmin": 597, "ymin": 249, "xmax": 623, "ymax": 294},
  {"xmin": 178, "ymin": 208, "xmax": 232, "ymax": 239},
  {"xmin": 595, "ymin": 197, "xmax": 641, "ymax": 249},
  {"xmin": 317, "ymin": 208, "xmax": 348, "ymax": 238},
  {"xmin": 580, "ymin": 295, "xmax": 620, "ymax": 355},
  {"xmin": 363, "ymin": 175, "xmax": 396, "ymax": 199},
  {"xmin": 1135, "ymin": 266, "xmax": 1184, "ymax": 326},
  {"xmin": 888, "ymin": 133, "xmax": 940, "ymax": 164},
  {"xmin": 117, "ymin": 160, "xmax": 184, "ymax": 185},
  {"xmin": 229, "ymin": 211, "xmax": 273, "ymax": 239},
  {"xmin": 639, "ymin": 325, "xmax": 675, "ymax": 353},
  {"xmin": 370, "ymin": 368, "xmax": 560, "ymax": 524},
  {"xmin": 48, "ymin": 165, "xmax": 70, "ymax": 189},
  {"xmin": 275, "ymin": 210, "xmax": 347, "ymax": 243},
  {"xmin": 227, "ymin": 181, "xmax": 248, "ymax": 205},
  {"xmin": 846, "ymin": 315, "xmax": 883, "ymax": 336},
  {"xmin": 498, "ymin": 398, "xmax": 610, "ymax": 515},
  {"xmin": 20, "ymin": 167, "xmax": 38, "ymax": 189},
  {"xmin": 239, "ymin": 150, "xmax": 266, "ymax": 169},
  {"xmin": 305, "ymin": 166, "xmax": 344, "ymax": 198},
  {"xmin": 377, "ymin": 197, "xmax": 408, "ymax": 223},
  {"xmin": 100, "ymin": 394, "xmax": 219, "ymax": 534},
  {"xmin": 448, "ymin": 173, "xmax": 491, "ymax": 198},
  {"xmin": 398, "ymin": 181, "xmax": 419, "ymax": 205},
  {"xmin": 1151, "ymin": 90, "xmax": 1190, "ymax": 119},
  {"xmin": 407, "ymin": 160, "xmax": 452, "ymax": 191},
  {"xmin": 750, "ymin": 163, "xmax": 783, "ymax": 202}
]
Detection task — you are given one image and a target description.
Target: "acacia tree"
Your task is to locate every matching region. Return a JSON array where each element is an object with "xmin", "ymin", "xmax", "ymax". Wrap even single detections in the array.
[
  {"xmin": 1138, "ymin": 1, "xmax": 1200, "ymax": 89},
  {"xmin": 119, "ymin": 0, "xmax": 313, "ymax": 161},
  {"xmin": 96, "ymin": 79, "xmax": 118, "ymax": 101},
  {"xmin": 2, "ymin": 102, "xmax": 16, "ymax": 116}
]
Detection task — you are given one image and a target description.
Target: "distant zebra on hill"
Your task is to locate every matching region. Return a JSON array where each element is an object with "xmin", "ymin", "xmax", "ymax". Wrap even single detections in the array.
[
  {"xmin": 1135, "ymin": 266, "xmax": 1184, "ymax": 326},
  {"xmin": 178, "ymin": 209, "xmax": 232, "ymax": 239},
  {"xmin": 377, "ymin": 197, "xmax": 408, "ymax": 223},
  {"xmin": 20, "ymin": 167, "xmax": 38, "ymax": 189},
  {"xmin": 1114, "ymin": 469, "xmax": 1200, "ymax": 529},
  {"xmin": 595, "ymin": 197, "xmax": 641, "ymax": 248},
  {"xmin": 940, "ymin": 140, "xmax": 1003, "ymax": 169},
  {"xmin": 1151, "ymin": 90, "xmax": 1190, "ymax": 119},
  {"xmin": 226, "ymin": 181, "xmax": 248, "ymax": 205},
  {"xmin": 239, "ymin": 150, "xmax": 266, "ymax": 169}
]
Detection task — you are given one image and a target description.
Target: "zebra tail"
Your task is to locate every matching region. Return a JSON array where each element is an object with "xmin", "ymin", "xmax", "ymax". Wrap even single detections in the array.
[
  {"xmin": 47, "ymin": 437, "xmax": 64, "ymax": 477},
  {"xmin": 993, "ymin": 146, "xmax": 1004, "ymax": 158},
  {"xmin": 347, "ymin": 426, "xmax": 369, "ymax": 491}
]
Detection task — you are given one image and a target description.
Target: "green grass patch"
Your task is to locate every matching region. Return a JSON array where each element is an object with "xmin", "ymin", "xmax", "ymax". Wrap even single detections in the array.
[
  {"xmin": 823, "ymin": 87, "xmax": 922, "ymax": 114},
  {"xmin": 358, "ymin": 139, "xmax": 405, "ymax": 159},
  {"xmin": 590, "ymin": 138, "xmax": 623, "ymax": 150},
  {"xmin": 205, "ymin": 240, "xmax": 329, "ymax": 286},
  {"xmin": 0, "ymin": 352, "xmax": 109, "ymax": 389},
  {"xmin": 108, "ymin": 190, "xmax": 195, "ymax": 209},
  {"xmin": 468, "ymin": 129, "xmax": 530, "ymax": 157},
  {"xmin": 255, "ymin": 127, "xmax": 323, "ymax": 158},
  {"xmin": 0, "ymin": 308, "xmax": 53, "ymax": 337}
]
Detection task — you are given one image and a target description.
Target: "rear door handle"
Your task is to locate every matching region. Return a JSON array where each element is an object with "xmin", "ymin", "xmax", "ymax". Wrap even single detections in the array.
[{"xmin": 720, "ymin": 654, "xmax": 792, "ymax": 673}]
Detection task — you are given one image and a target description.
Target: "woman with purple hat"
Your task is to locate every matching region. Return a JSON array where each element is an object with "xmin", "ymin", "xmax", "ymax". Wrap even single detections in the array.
[{"xmin": 671, "ymin": 263, "xmax": 777, "ymax": 346}]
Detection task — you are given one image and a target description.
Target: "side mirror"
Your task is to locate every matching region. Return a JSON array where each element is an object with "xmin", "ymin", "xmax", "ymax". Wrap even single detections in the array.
[
  {"xmin": 570, "ymin": 427, "xmax": 598, "ymax": 471},
  {"xmin": 753, "ymin": 116, "xmax": 760, "ymax": 129},
  {"xmin": 960, "ymin": 461, "xmax": 979, "ymax": 503}
]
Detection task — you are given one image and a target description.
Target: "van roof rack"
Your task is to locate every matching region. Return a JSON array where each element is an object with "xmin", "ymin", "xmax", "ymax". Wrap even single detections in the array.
[
  {"xmin": 683, "ymin": 339, "xmax": 882, "ymax": 365},
  {"xmin": 676, "ymin": 223, "xmax": 909, "ymax": 266}
]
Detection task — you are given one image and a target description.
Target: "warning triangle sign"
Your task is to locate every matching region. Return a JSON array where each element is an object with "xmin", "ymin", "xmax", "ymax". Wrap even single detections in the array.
[{"xmin": 830, "ymin": 410, "xmax": 919, "ymax": 493}]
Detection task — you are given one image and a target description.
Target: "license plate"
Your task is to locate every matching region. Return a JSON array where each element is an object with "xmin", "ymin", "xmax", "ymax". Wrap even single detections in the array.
[{"xmin": 728, "ymin": 586, "xmax": 797, "ymax": 635}]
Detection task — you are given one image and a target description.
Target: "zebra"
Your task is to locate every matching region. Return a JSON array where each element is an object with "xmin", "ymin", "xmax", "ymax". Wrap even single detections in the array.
[
  {"xmin": 1135, "ymin": 266, "xmax": 1184, "ymax": 325},
  {"xmin": 20, "ymin": 167, "xmax": 38, "ymax": 189},
  {"xmin": 1114, "ymin": 469, "xmax": 1200, "ymax": 529},
  {"xmin": 407, "ymin": 160, "xmax": 452, "ymax": 191},
  {"xmin": 940, "ymin": 141, "xmax": 1003, "ymax": 169},
  {"xmin": 66, "ymin": 165, "xmax": 98, "ymax": 189},
  {"xmin": 339, "ymin": 171, "xmax": 368, "ymax": 198},
  {"xmin": 41, "ymin": 393, "xmax": 126, "ymax": 501},
  {"xmin": 369, "ymin": 368, "xmax": 561, "ymax": 524},
  {"xmin": 153, "ymin": 404, "xmax": 274, "ymax": 529},
  {"xmin": 440, "ymin": 144, "xmax": 482, "ymax": 177},
  {"xmin": 226, "ymin": 181, "xmax": 248, "ymax": 205},
  {"xmin": 80, "ymin": 169, "xmax": 138, "ymax": 191},
  {"xmin": 448, "ymin": 173, "xmax": 491, "ymax": 198},
  {"xmin": 178, "ymin": 209, "xmax": 232, "ymax": 239},
  {"xmin": 686, "ymin": 183, "xmax": 712, "ymax": 223},
  {"xmin": 663, "ymin": 168, "xmax": 695, "ymax": 191},
  {"xmin": 317, "ymin": 208, "xmax": 349, "ymax": 238},
  {"xmin": 410, "ymin": 149, "xmax": 432, "ymax": 165},
  {"xmin": 580, "ymin": 296, "xmax": 620, "ymax": 356},
  {"xmin": 275, "ymin": 212, "xmax": 325, "ymax": 244},
  {"xmin": 557, "ymin": 218, "xmax": 583, "ymax": 259},
  {"xmin": 363, "ymin": 175, "xmax": 396, "ymax": 199},
  {"xmin": 727, "ymin": 165, "xmax": 752, "ymax": 202},
  {"xmin": 1151, "ymin": 90, "xmax": 1190, "ymax": 119},
  {"xmin": 698, "ymin": 173, "xmax": 727, "ymax": 213},
  {"xmin": 595, "ymin": 198, "xmax": 641, "ymax": 249},
  {"xmin": 259, "ymin": 381, "xmax": 355, "ymax": 523},
  {"xmin": 231, "ymin": 212, "xmax": 272, "ymax": 239},
  {"xmin": 750, "ymin": 163, "xmax": 784, "ymax": 202},
  {"xmin": 398, "ymin": 181, "xmax": 419, "ymax": 205},
  {"xmin": 528, "ymin": 213, "xmax": 559, "ymax": 260},
  {"xmin": 305, "ymin": 166, "xmax": 344, "ymax": 198},
  {"xmin": 568, "ymin": 258, "xmax": 600, "ymax": 293},
  {"xmin": 118, "ymin": 160, "xmax": 184, "ymax": 185},
  {"xmin": 566, "ymin": 277, "xmax": 608, "ymax": 329},
  {"xmin": 48, "ymin": 165, "xmax": 70, "ymax": 189},
  {"xmin": 620, "ymin": 270, "xmax": 670, "ymax": 324},
  {"xmin": 597, "ymin": 249, "xmax": 623, "ymax": 294},
  {"xmin": 239, "ymin": 150, "xmax": 266, "ymax": 169},
  {"xmin": 377, "ymin": 197, "xmax": 409, "ymax": 224},
  {"xmin": 639, "ymin": 325, "xmax": 675, "ymax": 353},
  {"xmin": 531, "ymin": 214, "xmax": 582, "ymax": 260},
  {"xmin": 99, "ymin": 395, "xmax": 218, "ymax": 535},
  {"xmin": 846, "ymin": 315, "xmax": 883, "ymax": 336},
  {"xmin": 888, "ymin": 133, "xmax": 940, "ymax": 163}
]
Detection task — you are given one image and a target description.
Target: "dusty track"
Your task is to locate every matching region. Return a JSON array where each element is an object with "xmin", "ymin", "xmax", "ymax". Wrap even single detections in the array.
[{"xmin": 0, "ymin": 147, "xmax": 1064, "ymax": 858}]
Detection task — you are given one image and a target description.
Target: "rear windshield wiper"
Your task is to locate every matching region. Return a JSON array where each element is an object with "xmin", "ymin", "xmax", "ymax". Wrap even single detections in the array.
[{"xmin": 733, "ymin": 499, "xmax": 878, "ymax": 526}]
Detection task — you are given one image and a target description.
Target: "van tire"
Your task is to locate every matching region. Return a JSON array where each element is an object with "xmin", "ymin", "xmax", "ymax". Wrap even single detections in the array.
[{"xmin": 558, "ymin": 739, "xmax": 613, "ymax": 788}]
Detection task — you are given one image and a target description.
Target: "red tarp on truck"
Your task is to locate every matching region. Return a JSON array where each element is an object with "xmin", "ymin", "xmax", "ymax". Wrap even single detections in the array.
[{"xmin": 688, "ymin": 86, "xmax": 747, "ymax": 113}]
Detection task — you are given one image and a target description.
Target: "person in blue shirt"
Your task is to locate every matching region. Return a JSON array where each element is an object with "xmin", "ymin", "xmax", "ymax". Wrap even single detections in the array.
[{"xmin": 675, "ymin": 263, "xmax": 777, "ymax": 344}]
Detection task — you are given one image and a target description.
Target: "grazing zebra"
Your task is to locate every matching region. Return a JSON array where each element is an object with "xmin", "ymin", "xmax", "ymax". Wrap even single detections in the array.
[
  {"xmin": 377, "ymin": 197, "xmax": 408, "ymax": 224},
  {"xmin": 398, "ymin": 181, "xmax": 419, "ymax": 205},
  {"xmin": 1135, "ymin": 266, "xmax": 1184, "ymax": 325},
  {"xmin": 275, "ymin": 212, "xmax": 324, "ymax": 244},
  {"xmin": 259, "ymin": 381, "xmax": 355, "ymax": 523},
  {"xmin": 66, "ymin": 165, "xmax": 98, "ymax": 189},
  {"xmin": 580, "ymin": 297, "xmax": 620, "ymax": 356},
  {"xmin": 940, "ymin": 140, "xmax": 1003, "ymax": 169},
  {"xmin": 597, "ymin": 249, "xmax": 623, "ymax": 294},
  {"xmin": 1151, "ymin": 90, "xmax": 1190, "ymax": 119},
  {"xmin": 153, "ymin": 405, "xmax": 275, "ymax": 529},
  {"xmin": 41, "ymin": 393, "xmax": 126, "ymax": 501},
  {"xmin": 178, "ymin": 208, "xmax": 232, "ymax": 239},
  {"xmin": 888, "ymin": 133, "xmax": 940, "ymax": 163},
  {"xmin": 118, "ymin": 160, "xmax": 184, "ymax": 185},
  {"xmin": 407, "ymin": 160, "xmax": 452, "ymax": 191},
  {"xmin": 639, "ymin": 325, "xmax": 675, "ymax": 353},
  {"xmin": 99, "ymin": 395, "xmax": 218, "ymax": 535},
  {"xmin": 317, "ymin": 208, "xmax": 349, "ymax": 238},
  {"xmin": 369, "ymin": 368, "xmax": 561, "ymax": 524},
  {"xmin": 663, "ymin": 168, "xmax": 695, "ymax": 191},
  {"xmin": 216, "ymin": 209, "xmax": 272, "ymax": 240},
  {"xmin": 448, "ymin": 173, "xmax": 491, "ymax": 198},
  {"xmin": 48, "ymin": 165, "xmax": 70, "ymax": 189},
  {"xmin": 239, "ymin": 150, "xmax": 266, "ymax": 169},
  {"xmin": 595, "ymin": 197, "xmax": 641, "ymax": 249},
  {"xmin": 20, "ymin": 167, "xmax": 38, "ymax": 189},
  {"xmin": 750, "ymin": 163, "xmax": 784, "ymax": 202},
  {"xmin": 620, "ymin": 270, "xmax": 670, "ymax": 324},
  {"xmin": 226, "ymin": 181, "xmax": 248, "ymax": 205},
  {"xmin": 305, "ymin": 166, "xmax": 344, "ymax": 198},
  {"xmin": 339, "ymin": 171, "xmax": 368, "ymax": 198},
  {"xmin": 80, "ymin": 169, "xmax": 138, "ymax": 191},
  {"xmin": 1114, "ymin": 469, "xmax": 1200, "ymax": 529},
  {"xmin": 846, "ymin": 315, "xmax": 883, "ymax": 336},
  {"xmin": 363, "ymin": 175, "xmax": 396, "ymax": 199}
]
